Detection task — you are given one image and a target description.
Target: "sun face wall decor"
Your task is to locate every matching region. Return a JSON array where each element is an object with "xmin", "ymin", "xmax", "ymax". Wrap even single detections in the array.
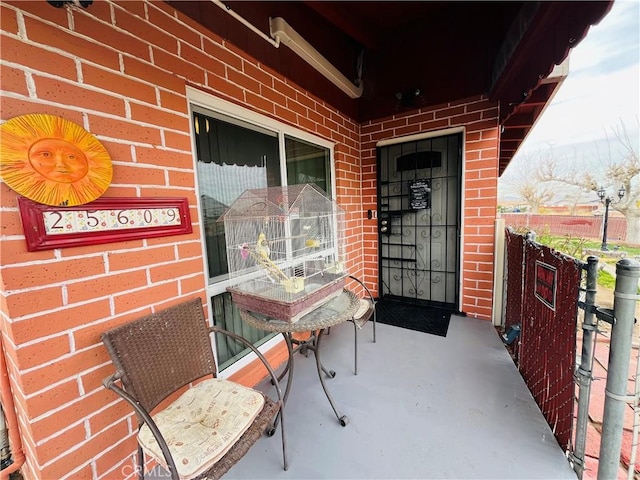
[{"xmin": 0, "ymin": 114, "xmax": 113, "ymax": 206}]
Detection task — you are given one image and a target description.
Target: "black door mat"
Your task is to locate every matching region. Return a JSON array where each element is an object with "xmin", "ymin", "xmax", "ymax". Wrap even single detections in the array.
[{"xmin": 376, "ymin": 299, "xmax": 452, "ymax": 337}]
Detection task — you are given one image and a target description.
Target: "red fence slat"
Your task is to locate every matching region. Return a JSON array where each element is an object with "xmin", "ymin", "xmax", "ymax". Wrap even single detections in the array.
[
  {"xmin": 505, "ymin": 231, "xmax": 525, "ymax": 330},
  {"xmin": 504, "ymin": 231, "xmax": 581, "ymax": 451},
  {"xmin": 500, "ymin": 214, "xmax": 627, "ymax": 242}
]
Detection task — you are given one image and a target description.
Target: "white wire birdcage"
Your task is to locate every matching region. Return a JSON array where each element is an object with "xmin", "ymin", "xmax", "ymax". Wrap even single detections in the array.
[{"xmin": 219, "ymin": 184, "xmax": 347, "ymax": 321}]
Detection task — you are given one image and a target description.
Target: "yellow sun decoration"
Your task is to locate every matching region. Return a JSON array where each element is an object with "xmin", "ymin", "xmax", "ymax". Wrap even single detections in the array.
[{"xmin": 0, "ymin": 114, "xmax": 112, "ymax": 206}]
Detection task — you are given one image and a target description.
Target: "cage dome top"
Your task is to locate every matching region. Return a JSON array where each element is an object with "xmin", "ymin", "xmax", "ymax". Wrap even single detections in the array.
[{"xmin": 217, "ymin": 184, "xmax": 340, "ymax": 220}]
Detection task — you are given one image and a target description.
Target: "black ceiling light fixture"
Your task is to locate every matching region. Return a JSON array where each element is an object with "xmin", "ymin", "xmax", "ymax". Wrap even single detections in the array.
[
  {"xmin": 47, "ymin": 0, "xmax": 93, "ymax": 8},
  {"xmin": 395, "ymin": 88, "xmax": 425, "ymax": 110}
]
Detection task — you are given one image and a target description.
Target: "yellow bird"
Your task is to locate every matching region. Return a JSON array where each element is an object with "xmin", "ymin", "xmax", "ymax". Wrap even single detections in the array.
[{"xmin": 255, "ymin": 232, "xmax": 270, "ymax": 258}]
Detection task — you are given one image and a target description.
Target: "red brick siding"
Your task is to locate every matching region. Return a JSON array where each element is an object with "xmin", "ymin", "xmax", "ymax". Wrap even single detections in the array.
[
  {"xmin": 0, "ymin": 1, "xmax": 362, "ymax": 478},
  {"xmin": 0, "ymin": 1, "xmax": 498, "ymax": 478},
  {"xmin": 361, "ymin": 97, "xmax": 500, "ymax": 319}
]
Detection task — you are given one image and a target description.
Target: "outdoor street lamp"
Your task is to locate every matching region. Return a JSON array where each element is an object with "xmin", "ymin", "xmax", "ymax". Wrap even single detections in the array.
[{"xmin": 597, "ymin": 185, "xmax": 626, "ymax": 251}]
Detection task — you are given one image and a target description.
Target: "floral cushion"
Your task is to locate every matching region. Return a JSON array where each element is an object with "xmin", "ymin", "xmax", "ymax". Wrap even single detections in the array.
[{"xmin": 138, "ymin": 378, "xmax": 265, "ymax": 479}]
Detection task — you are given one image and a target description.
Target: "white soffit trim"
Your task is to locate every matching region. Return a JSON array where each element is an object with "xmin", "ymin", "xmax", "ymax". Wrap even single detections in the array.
[
  {"xmin": 269, "ymin": 17, "xmax": 364, "ymax": 99},
  {"xmin": 211, "ymin": 0, "xmax": 280, "ymax": 47}
]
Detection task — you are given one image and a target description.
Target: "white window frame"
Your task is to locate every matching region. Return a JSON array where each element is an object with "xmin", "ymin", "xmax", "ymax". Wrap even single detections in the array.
[{"xmin": 186, "ymin": 86, "xmax": 336, "ymax": 378}]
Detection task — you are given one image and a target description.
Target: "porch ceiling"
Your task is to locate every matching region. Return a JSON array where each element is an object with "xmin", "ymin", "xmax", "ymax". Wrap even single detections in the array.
[{"xmin": 168, "ymin": 1, "xmax": 612, "ymax": 175}]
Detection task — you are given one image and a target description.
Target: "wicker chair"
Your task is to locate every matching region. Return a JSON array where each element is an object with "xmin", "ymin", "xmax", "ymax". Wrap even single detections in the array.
[
  {"xmin": 347, "ymin": 275, "xmax": 377, "ymax": 375},
  {"xmin": 101, "ymin": 298, "xmax": 287, "ymax": 480}
]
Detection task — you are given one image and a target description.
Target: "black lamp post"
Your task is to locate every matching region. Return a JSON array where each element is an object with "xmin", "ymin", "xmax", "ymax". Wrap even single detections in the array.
[{"xmin": 597, "ymin": 185, "xmax": 625, "ymax": 251}]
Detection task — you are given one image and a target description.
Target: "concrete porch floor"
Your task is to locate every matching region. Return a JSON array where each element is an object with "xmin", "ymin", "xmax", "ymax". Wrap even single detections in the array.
[{"xmin": 221, "ymin": 314, "xmax": 576, "ymax": 479}]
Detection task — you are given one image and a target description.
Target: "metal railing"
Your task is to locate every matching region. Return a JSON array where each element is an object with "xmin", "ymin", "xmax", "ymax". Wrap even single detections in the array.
[
  {"xmin": 569, "ymin": 258, "xmax": 639, "ymax": 479},
  {"xmin": 504, "ymin": 230, "xmax": 640, "ymax": 479}
]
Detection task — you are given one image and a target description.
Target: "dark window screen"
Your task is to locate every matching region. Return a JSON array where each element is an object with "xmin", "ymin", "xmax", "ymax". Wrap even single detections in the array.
[{"xmin": 396, "ymin": 151, "xmax": 442, "ymax": 171}]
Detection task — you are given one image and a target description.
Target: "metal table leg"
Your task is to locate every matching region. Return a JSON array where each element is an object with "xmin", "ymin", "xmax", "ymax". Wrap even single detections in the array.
[
  {"xmin": 268, "ymin": 333, "xmax": 295, "ymax": 435},
  {"xmin": 309, "ymin": 328, "xmax": 349, "ymax": 426}
]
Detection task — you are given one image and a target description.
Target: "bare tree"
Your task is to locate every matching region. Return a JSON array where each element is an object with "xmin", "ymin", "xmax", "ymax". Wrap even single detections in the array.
[
  {"xmin": 600, "ymin": 122, "xmax": 640, "ymax": 243},
  {"xmin": 538, "ymin": 120, "xmax": 640, "ymax": 244},
  {"xmin": 500, "ymin": 151, "xmax": 556, "ymax": 213}
]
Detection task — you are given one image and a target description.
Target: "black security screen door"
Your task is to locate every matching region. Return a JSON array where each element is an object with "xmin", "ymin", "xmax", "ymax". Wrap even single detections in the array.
[{"xmin": 377, "ymin": 133, "xmax": 462, "ymax": 308}]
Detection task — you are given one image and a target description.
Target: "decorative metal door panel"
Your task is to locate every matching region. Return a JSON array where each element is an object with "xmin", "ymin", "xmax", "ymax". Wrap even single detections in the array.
[{"xmin": 377, "ymin": 133, "xmax": 461, "ymax": 308}]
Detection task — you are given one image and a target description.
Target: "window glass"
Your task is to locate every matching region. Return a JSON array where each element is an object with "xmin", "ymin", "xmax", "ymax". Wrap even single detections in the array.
[
  {"xmin": 194, "ymin": 112, "xmax": 280, "ymax": 282},
  {"xmin": 192, "ymin": 108, "xmax": 332, "ymax": 370},
  {"xmin": 210, "ymin": 291, "xmax": 274, "ymax": 371},
  {"xmin": 285, "ymin": 135, "xmax": 331, "ymax": 197}
]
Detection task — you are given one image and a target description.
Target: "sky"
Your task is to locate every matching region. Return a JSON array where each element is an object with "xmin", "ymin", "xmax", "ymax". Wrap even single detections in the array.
[{"xmin": 499, "ymin": 0, "xmax": 640, "ymax": 202}]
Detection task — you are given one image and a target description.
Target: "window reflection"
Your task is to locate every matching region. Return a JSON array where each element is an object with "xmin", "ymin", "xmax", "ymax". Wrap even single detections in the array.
[
  {"xmin": 192, "ymin": 110, "xmax": 332, "ymax": 370},
  {"xmin": 194, "ymin": 112, "xmax": 280, "ymax": 281}
]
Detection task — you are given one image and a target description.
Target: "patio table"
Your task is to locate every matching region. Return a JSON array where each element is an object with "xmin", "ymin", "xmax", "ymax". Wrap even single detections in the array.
[{"xmin": 239, "ymin": 288, "xmax": 360, "ymax": 428}]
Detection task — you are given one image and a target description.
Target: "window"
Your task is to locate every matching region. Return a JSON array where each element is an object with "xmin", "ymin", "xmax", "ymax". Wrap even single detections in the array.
[
  {"xmin": 190, "ymin": 96, "xmax": 333, "ymax": 372},
  {"xmin": 194, "ymin": 111, "xmax": 281, "ymax": 282},
  {"xmin": 285, "ymin": 135, "xmax": 331, "ymax": 196}
]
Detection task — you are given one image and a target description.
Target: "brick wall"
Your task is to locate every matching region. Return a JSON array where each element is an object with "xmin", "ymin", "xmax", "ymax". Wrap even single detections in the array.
[
  {"xmin": 361, "ymin": 99, "xmax": 500, "ymax": 319},
  {"xmin": 0, "ymin": 1, "xmax": 361, "ymax": 478},
  {"xmin": 0, "ymin": 1, "xmax": 499, "ymax": 478}
]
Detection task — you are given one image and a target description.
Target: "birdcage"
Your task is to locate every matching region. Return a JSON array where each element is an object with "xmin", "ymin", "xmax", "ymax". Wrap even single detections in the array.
[{"xmin": 219, "ymin": 184, "xmax": 347, "ymax": 322}]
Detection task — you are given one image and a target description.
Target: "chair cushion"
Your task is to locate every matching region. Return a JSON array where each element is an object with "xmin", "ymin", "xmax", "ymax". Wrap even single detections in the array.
[
  {"xmin": 352, "ymin": 299, "xmax": 373, "ymax": 327},
  {"xmin": 138, "ymin": 378, "xmax": 265, "ymax": 479}
]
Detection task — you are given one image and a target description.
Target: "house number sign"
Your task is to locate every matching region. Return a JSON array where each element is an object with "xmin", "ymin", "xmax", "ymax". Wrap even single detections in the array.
[
  {"xmin": 18, "ymin": 197, "xmax": 192, "ymax": 251},
  {"xmin": 534, "ymin": 261, "xmax": 557, "ymax": 310}
]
